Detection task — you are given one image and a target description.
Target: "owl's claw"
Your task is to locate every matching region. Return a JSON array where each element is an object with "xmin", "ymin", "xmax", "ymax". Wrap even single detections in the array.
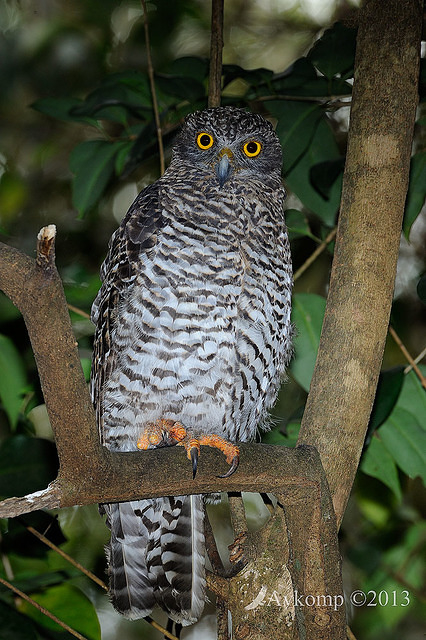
[
  {"xmin": 190, "ymin": 446, "xmax": 199, "ymax": 479},
  {"xmin": 182, "ymin": 434, "xmax": 239, "ymax": 479},
  {"xmin": 136, "ymin": 420, "xmax": 239, "ymax": 479},
  {"xmin": 217, "ymin": 454, "xmax": 239, "ymax": 478}
]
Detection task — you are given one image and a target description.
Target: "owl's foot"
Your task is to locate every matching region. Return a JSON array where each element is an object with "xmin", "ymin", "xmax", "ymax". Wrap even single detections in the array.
[
  {"xmin": 136, "ymin": 419, "xmax": 239, "ymax": 479},
  {"xmin": 182, "ymin": 434, "xmax": 240, "ymax": 479}
]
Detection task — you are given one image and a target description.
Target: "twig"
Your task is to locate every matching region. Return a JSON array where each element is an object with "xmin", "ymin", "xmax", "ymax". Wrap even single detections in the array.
[
  {"xmin": 0, "ymin": 576, "xmax": 89, "ymax": 640},
  {"xmin": 389, "ymin": 325, "xmax": 426, "ymax": 388},
  {"xmin": 25, "ymin": 525, "xmax": 107, "ymax": 591},
  {"xmin": 404, "ymin": 344, "xmax": 426, "ymax": 374},
  {"xmin": 0, "ymin": 486, "xmax": 62, "ymax": 518},
  {"xmin": 293, "ymin": 227, "xmax": 337, "ymax": 282},
  {"xmin": 255, "ymin": 94, "xmax": 352, "ymax": 109},
  {"xmin": 141, "ymin": 0, "xmax": 165, "ymax": 175},
  {"xmin": 67, "ymin": 303, "xmax": 91, "ymax": 320},
  {"xmin": 145, "ymin": 617, "xmax": 179, "ymax": 640},
  {"xmin": 208, "ymin": 0, "xmax": 224, "ymax": 108}
]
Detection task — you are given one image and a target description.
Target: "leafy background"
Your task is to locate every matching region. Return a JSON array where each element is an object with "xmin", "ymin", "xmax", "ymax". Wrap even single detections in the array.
[{"xmin": 0, "ymin": 1, "xmax": 425, "ymax": 639}]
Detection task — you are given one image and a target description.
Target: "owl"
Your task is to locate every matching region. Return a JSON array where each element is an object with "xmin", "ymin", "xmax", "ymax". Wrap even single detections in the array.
[{"xmin": 91, "ymin": 106, "xmax": 293, "ymax": 627}]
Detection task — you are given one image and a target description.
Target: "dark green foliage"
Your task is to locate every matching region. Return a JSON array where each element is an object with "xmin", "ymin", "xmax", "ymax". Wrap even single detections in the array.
[
  {"xmin": 1, "ymin": 512, "xmax": 66, "ymax": 559},
  {"xmin": 0, "ymin": 601, "xmax": 39, "ymax": 640},
  {"xmin": 417, "ymin": 273, "xmax": 426, "ymax": 304},
  {"xmin": 368, "ymin": 367, "xmax": 405, "ymax": 434},
  {"xmin": 0, "ymin": 435, "xmax": 58, "ymax": 499},
  {"xmin": 403, "ymin": 152, "xmax": 426, "ymax": 238},
  {"xmin": 307, "ymin": 22, "xmax": 357, "ymax": 79}
]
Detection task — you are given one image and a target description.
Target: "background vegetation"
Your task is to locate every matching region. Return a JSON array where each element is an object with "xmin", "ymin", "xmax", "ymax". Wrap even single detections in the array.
[{"xmin": 0, "ymin": 1, "xmax": 425, "ymax": 639}]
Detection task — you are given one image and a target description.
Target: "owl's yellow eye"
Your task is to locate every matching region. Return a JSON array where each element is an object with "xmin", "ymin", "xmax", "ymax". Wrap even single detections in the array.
[
  {"xmin": 243, "ymin": 140, "xmax": 262, "ymax": 157},
  {"xmin": 197, "ymin": 132, "xmax": 214, "ymax": 150}
]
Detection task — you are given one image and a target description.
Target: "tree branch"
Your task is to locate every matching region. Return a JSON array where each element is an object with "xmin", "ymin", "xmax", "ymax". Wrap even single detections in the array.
[
  {"xmin": 208, "ymin": 0, "xmax": 224, "ymax": 108},
  {"xmin": 141, "ymin": 0, "xmax": 165, "ymax": 175},
  {"xmin": 0, "ymin": 228, "xmax": 102, "ymax": 489},
  {"xmin": 297, "ymin": 0, "xmax": 422, "ymax": 526}
]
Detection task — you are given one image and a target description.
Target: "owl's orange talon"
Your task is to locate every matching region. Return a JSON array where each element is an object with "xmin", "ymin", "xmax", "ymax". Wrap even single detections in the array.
[
  {"xmin": 137, "ymin": 419, "xmax": 187, "ymax": 450},
  {"xmin": 137, "ymin": 420, "xmax": 239, "ymax": 478},
  {"xmin": 180, "ymin": 434, "xmax": 239, "ymax": 479}
]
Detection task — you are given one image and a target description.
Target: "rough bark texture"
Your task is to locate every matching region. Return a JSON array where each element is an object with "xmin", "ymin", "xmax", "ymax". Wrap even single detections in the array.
[
  {"xmin": 225, "ymin": 472, "xmax": 345, "ymax": 640},
  {"xmin": 297, "ymin": 0, "xmax": 422, "ymax": 526}
]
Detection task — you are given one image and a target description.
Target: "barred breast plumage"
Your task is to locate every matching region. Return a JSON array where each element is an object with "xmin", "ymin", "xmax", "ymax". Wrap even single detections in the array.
[{"xmin": 91, "ymin": 106, "xmax": 293, "ymax": 626}]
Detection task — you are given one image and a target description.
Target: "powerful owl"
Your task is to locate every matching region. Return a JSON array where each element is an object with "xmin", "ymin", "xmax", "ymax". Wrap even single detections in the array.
[{"xmin": 91, "ymin": 106, "xmax": 293, "ymax": 626}]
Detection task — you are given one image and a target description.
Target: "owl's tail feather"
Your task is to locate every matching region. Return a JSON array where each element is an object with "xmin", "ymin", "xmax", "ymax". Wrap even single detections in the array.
[
  {"xmin": 149, "ymin": 495, "xmax": 206, "ymax": 626},
  {"xmin": 104, "ymin": 500, "xmax": 157, "ymax": 619}
]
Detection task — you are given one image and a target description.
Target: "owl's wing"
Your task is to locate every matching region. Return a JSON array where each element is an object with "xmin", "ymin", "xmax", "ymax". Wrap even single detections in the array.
[
  {"xmin": 91, "ymin": 183, "xmax": 169, "ymax": 620},
  {"xmin": 90, "ymin": 182, "xmax": 163, "ymax": 441}
]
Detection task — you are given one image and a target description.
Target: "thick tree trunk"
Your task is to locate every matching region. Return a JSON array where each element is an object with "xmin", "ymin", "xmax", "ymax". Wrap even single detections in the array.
[{"xmin": 297, "ymin": 0, "xmax": 422, "ymax": 527}]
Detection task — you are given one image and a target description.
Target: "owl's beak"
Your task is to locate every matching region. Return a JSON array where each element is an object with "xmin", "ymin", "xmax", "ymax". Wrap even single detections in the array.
[{"xmin": 215, "ymin": 152, "xmax": 233, "ymax": 187}]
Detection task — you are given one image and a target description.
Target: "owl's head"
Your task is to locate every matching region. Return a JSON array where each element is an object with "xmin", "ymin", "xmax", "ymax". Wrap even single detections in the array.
[{"xmin": 171, "ymin": 107, "xmax": 283, "ymax": 189}]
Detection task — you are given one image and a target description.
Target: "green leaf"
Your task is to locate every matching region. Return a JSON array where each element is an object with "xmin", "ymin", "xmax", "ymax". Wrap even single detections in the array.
[
  {"xmin": 369, "ymin": 366, "xmax": 405, "ymax": 432},
  {"xmin": 80, "ymin": 357, "xmax": 92, "ymax": 383},
  {"xmin": 32, "ymin": 97, "xmax": 100, "ymax": 127},
  {"xmin": 262, "ymin": 422, "xmax": 301, "ymax": 447},
  {"xmin": 361, "ymin": 522, "xmax": 425, "ymax": 627},
  {"xmin": 71, "ymin": 71, "xmax": 152, "ymax": 123},
  {"xmin": 268, "ymin": 100, "xmax": 323, "ymax": 172},
  {"xmin": 0, "ymin": 435, "xmax": 58, "ymax": 499},
  {"xmin": 166, "ymin": 56, "xmax": 209, "ymax": 83},
  {"xmin": 285, "ymin": 118, "xmax": 342, "ymax": 224},
  {"xmin": 285, "ymin": 209, "xmax": 317, "ymax": 241},
  {"xmin": 1, "ymin": 511, "xmax": 66, "ymax": 558},
  {"xmin": 155, "ymin": 74, "xmax": 205, "ymax": 102},
  {"xmin": 21, "ymin": 584, "xmax": 101, "ymax": 640},
  {"xmin": 0, "ymin": 293, "xmax": 21, "ymax": 324},
  {"xmin": 0, "ymin": 334, "xmax": 28, "ymax": 429},
  {"xmin": 70, "ymin": 140, "xmax": 123, "ymax": 216},
  {"xmin": 365, "ymin": 369, "xmax": 426, "ymax": 487},
  {"xmin": 378, "ymin": 407, "xmax": 426, "ymax": 483},
  {"xmin": 114, "ymin": 140, "xmax": 134, "ymax": 175},
  {"xmin": 268, "ymin": 100, "xmax": 342, "ymax": 223},
  {"xmin": 290, "ymin": 293, "xmax": 326, "ymax": 392},
  {"xmin": 361, "ymin": 436, "xmax": 402, "ymax": 500},
  {"xmin": 0, "ymin": 601, "xmax": 38, "ymax": 640},
  {"xmin": 309, "ymin": 157, "xmax": 345, "ymax": 200},
  {"xmin": 222, "ymin": 64, "xmax": 274, "ymax": 90},
  {"xmin": 270, "ymin": 58, "xmax": 317, "ymax": 93},
  {"xmin": 397, "ymin": 367, "xmax": 426, "ymax": 419},
  {"xmin": 0, "ymin": 571, "xmax": 71, "ymax": 596},
  {"xmin": 403, "ymin": 152, "xmax": 426, "ymax": 238},
  {"xmin": 308, "ymin": 22, "xmax": 357, "ymax": 79},
  {"xmin": 268, "ymin": 57, "xmax": 351, "ymax": 98}
]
